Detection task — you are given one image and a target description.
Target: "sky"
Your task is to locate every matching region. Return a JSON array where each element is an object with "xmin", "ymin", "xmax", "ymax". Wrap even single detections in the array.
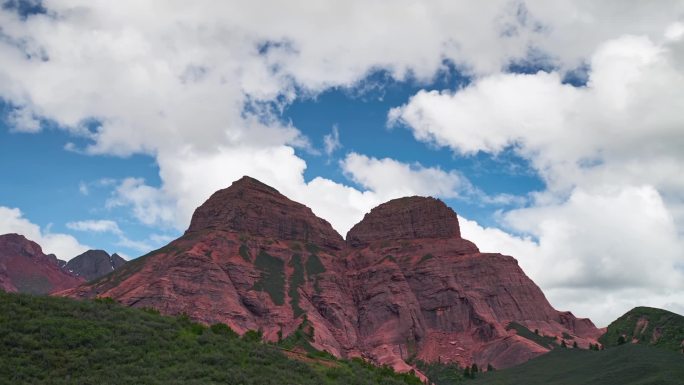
[{"xmin": 0, "ymin": 0, "xmax": 683, "ymax": 326}]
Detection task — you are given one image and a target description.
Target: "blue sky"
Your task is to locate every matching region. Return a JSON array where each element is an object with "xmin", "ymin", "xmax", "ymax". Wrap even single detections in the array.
[
  {"xmin": 0, "ymin": 61, "xmax": 544, "ymax": 259},
  {"xmin": 1, "ymin": 1, "xmax": 683, "ymax": 325},
  {"xmin": 1, "ymin": 65, "xmax": 545, "ymax": 259}
]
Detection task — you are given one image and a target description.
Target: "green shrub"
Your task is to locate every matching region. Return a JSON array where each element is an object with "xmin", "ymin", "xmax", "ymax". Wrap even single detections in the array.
[
  {"xmin": 253, "ymin": 250, "xmax": 286, "ymax": 305},
  {"xmin": 210, "ymin": 323, "xmax": 238, "ymax": 338},
  {"xmin": 418, "ymin": 254, "xmax": 434, "ymax": 264},
  {"xmin": 506, "ymin": 322, "xmax": 557, "ymax": 349},
  {"xmin": 239, "ymin": 244, "xmax": 251, "ymax": 262},
  {"xmin": 0, "ymin": 292, "xmax": 424, "ymax": 385},
  {"xmin": 288, "ymin": 254, "xmax": 305, "ymax": 317},
  {"xmin": 305, "ymin": 254, "xmax": 326, "ymax": 278},
  {"xmin": 242, "ymin": 329, "xmax": 263, "ymax": 343}
]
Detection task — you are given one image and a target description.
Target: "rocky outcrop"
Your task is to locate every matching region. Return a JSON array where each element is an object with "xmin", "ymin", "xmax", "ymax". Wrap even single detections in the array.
[
  {"xmin": 66, "ymin": 250, "xmax": 127, "ymax": 281},
  {"xmin": 59, "ymin": 176, "xmax": 601, "ymax": 373},
  {"xmin": 187, "ymin": 176, "xmax": 345, "ymax": 250},
  {"xmin": 0, "ymin": 233, "xmax": 84, "ymax": 294},
  {"xmin": 346, "ymin": 197, "xmax": 462, "ymax": 247}
]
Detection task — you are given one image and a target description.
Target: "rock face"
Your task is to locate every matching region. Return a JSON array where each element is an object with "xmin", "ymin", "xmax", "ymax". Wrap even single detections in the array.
[
  {"xmin": 66, "ymin": 250, "xmax": 127, "ymax": 281},
  {"xmin": 60, "ymin": 176, "xmax": 601, "ymax": 372},
  {"xmin": 347, "ymin": 197, "xmax": 461, "ymax": 247},
  {"xmin": 187, "ymin": 176, "xmax": 344, "ymax": 250},
  {"xmin": 0, "ymin": 233, "xmax": 84, "ymax": 294}
]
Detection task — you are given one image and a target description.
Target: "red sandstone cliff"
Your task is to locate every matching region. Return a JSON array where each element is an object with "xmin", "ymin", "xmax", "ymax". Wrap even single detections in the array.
[
  {"xmin": 0, "ymin": 233, "xmax": 84, "ymax": 294},
  {"xmin": 59, "ymin": 176, "xmax": 601, "ymax": 371}
]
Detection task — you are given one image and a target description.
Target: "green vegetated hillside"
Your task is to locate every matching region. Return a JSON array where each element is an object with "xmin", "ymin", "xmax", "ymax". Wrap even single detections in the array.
[
  {"xmin": 599, "ymin": 306, "xmax": 684, "ymax": 352},
  {"xmin": 0, "ymin": 292, "xmax": 421, "ymax": 385},
  {"xmin": 469, "ymin": 343, "xmax": 684, "ymax": 385}
]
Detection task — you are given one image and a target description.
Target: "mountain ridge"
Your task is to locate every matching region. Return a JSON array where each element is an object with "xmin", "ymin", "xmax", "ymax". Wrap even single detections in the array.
[
  {"xmin": 66, "ymin": 249, "xmax": 127, "ymax": 281},
  {"xmin": 58, "ymin": 176, "xmax": 602, "ymax": 373},
  {"xmin": 0, "ymin": 233, "xmax": 84, "ymax": 294}
]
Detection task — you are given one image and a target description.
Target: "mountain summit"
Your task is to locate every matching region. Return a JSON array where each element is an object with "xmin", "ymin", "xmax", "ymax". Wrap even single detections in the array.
[
  {"xmin": 187, "ymin": 176, "xmax": 345, "ymax": 250},
  {"xmin": 60, "ymin": 176, "xmax": 601, "ymax": 372},
  {"xmin": 0, "ymin": 233, "xmax": 84, "ymax": 294},
  {"xmin": 66, "ymin": 250, "xmax": 127, "ymax": 281},
  {"xmin": 346, "ymin": 196, "xmax": 463, "ymax": 247}
]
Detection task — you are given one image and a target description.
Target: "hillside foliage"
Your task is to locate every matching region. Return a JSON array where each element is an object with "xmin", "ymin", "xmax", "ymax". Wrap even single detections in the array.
[
  {"xmin": 0, "ymin": 292, "xmax": 422, "ymax": 385},
  {"xmin": 599, "ymin": 306, "xmax": 684, "ymax": 353},
  {"xmin": 470, "ymin": 343, "xmax": 684, "ymax": 385}
]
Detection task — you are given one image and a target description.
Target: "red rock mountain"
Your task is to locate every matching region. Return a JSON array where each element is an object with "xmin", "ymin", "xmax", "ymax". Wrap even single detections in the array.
[
  {"xmin": 60, "ymin": 176, "xmax": 601, "ymax": 371},
  {"xmin": 0, "ymin": 233, "xmax": 84, "ymax": 294}
]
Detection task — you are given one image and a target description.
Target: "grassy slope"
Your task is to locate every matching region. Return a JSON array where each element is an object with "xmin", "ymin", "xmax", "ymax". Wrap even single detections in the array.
[
  {"xmin": 599, "ymin": 307, "xmax": 684, "ymax": 352},
  {"xmin": 470, "ymin": 344, "xmax": 684, "ymax": 385},
  {"xmin": 506, "ymin": 322, "xmax": 557, "ymax": 349},
  {"xmin": 0, "ymin": 292, "xmax": 421, "ymax": 385}
]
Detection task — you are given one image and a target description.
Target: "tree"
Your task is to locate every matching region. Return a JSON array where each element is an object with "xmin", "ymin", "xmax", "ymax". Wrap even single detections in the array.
[
  {"xmin": 487, "ymin": 363, "xmax": 495, "ymax": 372},
  {"xmin": 617, "ymin": 335, "xmax": 626, "ymax": 345},
  {"xmin": 561, "ymin": 340, "xmax": 567, "ymax": 348},
  {"xmin": 242, "ymin": 329, "xmax": 263, "ymax": 343},
  {"xmin": 573, "ymin": 341, "xmax": 578, "ymax": 348},
  {"xmin": 471, "ymin": 363, "xmax": 478, "ymax": 375},
  {"xmin": 463, "ymin": 366, "xmax": 471, "ymax": 378},
  {"xmin": 534, "ymin": 329, "xmax": 539, "ymax": 335}
]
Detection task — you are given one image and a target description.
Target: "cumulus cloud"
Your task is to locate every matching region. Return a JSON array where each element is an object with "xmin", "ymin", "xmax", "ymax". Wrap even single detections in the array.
[
  {"xmin": 7, "ymin": 105, "xmax": 41, "ymax": 133},
  {"xmin": 0, "ymin": 206, "xmax": 89, "ymax": 260},
  {"xmin": 106, "ymin": 178, "xmax": 177, "ymax": 228},
  {"xmin": 106, "ymin": 148, "xmax": 475, "ymax": 237},
  {"xmin": 389, "ymin": 30, "xmax": 684, "ymax": 198},
  {"xmin": 341, "ymin": 152, "xmax": 470, "ymax": 199},
  {"xmin": 393, "ymin": 27, "xmax": 684, "ymax": 324},
  {"xmin": 67, "ymin": 219, "xmax": 122, "ymax": 235},
  {"xmin": 66, "ymin": 218, "xmax": 159, "ymax": 253},
  {"xmin": 1, "ymin": 1, "xmax": 680, "ymax": 156},
  {"xmin": 459, "ymin": 185, "xmax": 684, "ymax": 326},
  {"xmin": 323, "ymin": 125, "xmax": 341, "ymax": 157}
]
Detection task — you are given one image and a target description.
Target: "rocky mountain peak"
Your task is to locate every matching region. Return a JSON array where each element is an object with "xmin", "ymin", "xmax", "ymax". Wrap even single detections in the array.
[
  {"xmin": 346, "ymin": 196, "xmax": 461, "ymax": 247},
  {"xmin": 60, "ymin": 177, "xmax": 601, "ymax": 373},
  {"xmin": 0, "ymin": 233, "xmax": 84, "ymax": 294},
  {"xmin": 66, "ymin": 249, "xmax": 127, "ymax": 281},
  {"xmin": 186, "ymin": 176, "xmax": 345, "ymax": 249},
  {"xmin": 0, "ymin": 233, "xmax": 44, "ymax": 257}
]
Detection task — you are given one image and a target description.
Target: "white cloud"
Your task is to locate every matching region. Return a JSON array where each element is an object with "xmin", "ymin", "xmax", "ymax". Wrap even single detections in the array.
[
  {"xmin": 66, "ymin": 218, "xmax": 161, "ymax": 253},
  {"xmin": 7, "ymin": 105, "xmax": 41, "ymax": 133},
  {"xmin": 1, "ymin": 1, "xmax": 680, "ymax": 156},
  {"xmin": 67, "ymin": 219, "xmax": 122, "ymax": 235},
  {"xmin": 115, "ymin": 236, "xmax": 153, "ymax": 253},
  {"xmin": 106, "ymin": 178, "xmax": 177, "ymax": 228},
  {"xmin": 389, "ymin": 30, "xmax": 684, "ymax": 199},
  {"xmin": 341, "ymin": 152, "xmax": 470, "ymax": 199},
  {"xmin": 107, "ymin": 148, "xmax": 474, "ymax": 237},
  {"xmin": 460, "ymin": 186, "xmax": 684, "ymax": 326},
  {"xmin": 78, "ymin": 181, "xmax": 89, "ymax": 196},
  {"xmin": 504, "ymin": 186, "xmax": 683, "ymax": 291},
  {"xmin": 394, "ymin": 28, "xmax": 684, "ymax": 324},
  {"xmin": 323, "ymin": 125, "xmax": 341, "ymax": 157},
  {"xmin": 0, "ymin": 206, "xmax": 89, "ymax": 260}
]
